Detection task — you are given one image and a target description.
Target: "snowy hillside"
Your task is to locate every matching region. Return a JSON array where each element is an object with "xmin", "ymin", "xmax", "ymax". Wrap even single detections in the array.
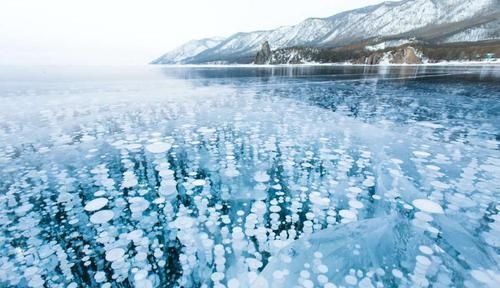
[
  {"xmin": 441, "ymin": 19, "xmax": 500, "ymax": 43},
  {"xmin": 153, "ymin": 0, "xmax": 499, "ymax": 64},
  {"xmin": 151, "ymin": 37, "xmax": 224, "ymax": 64}
]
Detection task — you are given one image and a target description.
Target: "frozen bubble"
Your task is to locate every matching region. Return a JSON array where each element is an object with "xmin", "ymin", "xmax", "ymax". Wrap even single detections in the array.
[
  {"xmin": 302, "ymin": 279, "xmax": 314, "ymax": 288},
  {"xmin": 272, "ymin": 240, "xmax": 290, "ymax": 249},
  {"xmin": 391, "ymin": 158, "xmax": 404, "ymax": 164},
  {"xmin": 358, "ymin": 277, "xmax": 375, "ymax": 288},
  {"xmin": 94, "ymin": 271, "xmax": 106, "ymax": 283},
  {"xmin": 127, "ymin": 229, "xmax": 144, "ymax": 241},
  {"xmin": 403, "ymin": 204, "xmax": 414, "ymax": 210},
  {"xmin": 345, "ymin": 275, "xmax": 358, "ymax": 285},
  {"xmin": 145, "ymin": 142, "xmax": 171, "ymax": 154},
  {"xmin": 317, "ymin": 264, "xmax": 328, "ymax": 273},
  {"xmin": 362, "ymin": 179, "xmax": 375, "ymax": 187},
  {"xmin": 192, "ymin": 179, "xmax": 206, "ymax": 186},
  {"xmin": 415, "ymin": 211, "xmax": 433, "ymax": 222},
  {"xmin": 306, "ymin": 212, "xmax": 315, "ymax": 220},
  {"xmin": 412, "ymin": 199, "xmax": 444, "ymax": 214},
  {"xmin": 224, "ymin": 168, "xmax": 240, "ymax": 177},
  {"xmin": 470, "ymin": 269, "xmax": 499, "ymax": 285},
  {"xmin": 348, "ymin": 187, "xmax": 362, "ymax": 194},
  {"xmin": 122, "ymin": 175, "xmax": 138, "ymax": 188},
  {"xmin": 84, "ymin": 198, "xmax": 108, "ymax": 212},
  {"xmin": 135, "ymin": 279, "xmax": 153, "ymax": 288},
  {"xmin": 413, "ymin": 151, "xmax": 431, "ymax": 158},
  {"xmin": 211, "ymin": 272, "xmax": 224, "ymax": 282},
  {"xmin": 105, "ymin": 248, "xmax": 125, "ymax": 262},
  {"xmin": 253, "ymin": 201, "xmax": 267, "ymax": 214},
  {"xmin": 427, "ymin": 226, "xmax": 440, "ymax": 235},
  {"xmin": 300, "ymin": 270, "xmax": 310, "ymax": 279},
  {"xmin": 126, "ymin": 143, "xmax": 142, "ymax": 150},
  {"xmin": 134, "ymin": 269, "xmax": 148, "ymax": 281},
  {"xmin": 348, "ymin": 200, "xmax": 364, "ymax": 209},
  {"xmin": 129, "ymin": 197, "xmax": 150, "ymax": 213},
  {"xmin": 247, "ymin": 258, "xmax": 263, "ymax": 270},
  {"xmin": 94, "ymin": 190, "xmax": 106, "ymax": 197},
  {"xmin": 392, "ymin": 269, "xmax": 403, "ymax": 278},
  {"xmin": 310, "ymin": 192, "xmax": 330, "ymax": 207},
  {"xmin": 272, "ymin": 183, "xmax": 282, "ymax": 190},
  {"xmin": 174, "ymin": 216, "xmax": 195, "ymax": 229},
  {"xmin": 426, "ymin": 165, "xmax": 440, "ymax": 171},
  {"xmin": 90, "ymin": 210, "xmax": 114, "ymax": 224},
  {"xmin": 418, "ymin": 245, "xmax": 433, "ymax": 255},
  {"xmin": 317, "ymin": 274, "xmax": 328, "ymax": 285},
  {"xmin": 269, "ymin": 206, "xmax": 281, "ymax": 213},
  {"xmin": 339, "ymin": 209, "xmax": 357, "ymax": 219},
  {"xmin": 416, "ymin": 255, "xmax": 432, "ymax": 266},
  {"xmin": 254, "ymin": 171, "xmax": 270, "ymax": 183},
  {"xmin": 430, "ymin": 180, "xmax": 450, "ymax": 190}
]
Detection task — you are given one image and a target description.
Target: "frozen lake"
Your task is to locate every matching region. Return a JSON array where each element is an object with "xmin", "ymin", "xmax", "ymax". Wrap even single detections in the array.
[{"xmin": 0, "ymin": 65, "xmax": 499, "ymax": 287}]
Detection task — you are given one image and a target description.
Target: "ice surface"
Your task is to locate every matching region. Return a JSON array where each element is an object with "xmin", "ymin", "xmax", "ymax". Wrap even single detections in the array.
[{"xmin": 0, "ymin": 66, "xmax": 499, "ymax": 287}]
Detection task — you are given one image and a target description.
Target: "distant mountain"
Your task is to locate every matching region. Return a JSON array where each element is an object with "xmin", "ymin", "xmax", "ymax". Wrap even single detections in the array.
[
  {"xmin": 151, "ymin": 37, "xmax": 224, "ymax": 64},
  {"xmin": 152, "ymin": 0, "xmax": 500, "ymax": 64}
]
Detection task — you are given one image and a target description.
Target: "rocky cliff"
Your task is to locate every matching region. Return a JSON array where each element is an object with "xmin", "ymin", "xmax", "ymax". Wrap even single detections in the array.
[
  {"xmin": 254, "ymin": 41, "xmax": 272, "ymax": 64},
  {"xmin": 354, "ymin": 46, "xmax": 423, "ymax": 64}
]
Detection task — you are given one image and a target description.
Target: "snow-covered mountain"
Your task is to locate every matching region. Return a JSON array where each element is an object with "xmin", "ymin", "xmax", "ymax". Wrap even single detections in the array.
[
  {"xmin": 151, "ymin": 37, "xmax": 224, "ymax": 64},
  {"xmin": 441, "ymin": 18, "xmax": 500, "ymax": 43},
  {"xmin": 153, "ymin": 0, "xmax": 500, "ymax": 64}
]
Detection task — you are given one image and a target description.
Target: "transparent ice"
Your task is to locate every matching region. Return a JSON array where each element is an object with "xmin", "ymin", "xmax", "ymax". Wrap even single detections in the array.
[{"xmin": 0, "ymin": 66, "xmax": 499, "ymax": 287}]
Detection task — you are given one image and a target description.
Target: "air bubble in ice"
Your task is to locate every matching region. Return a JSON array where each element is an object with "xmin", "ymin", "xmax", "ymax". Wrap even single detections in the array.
[
  {"xmin": 146, "ymin": 142, "xmax": 171, "ymax": 154},
  {"xmin": 105, "ymin": 248, "xmax": 125, "ymax": 262},
  {"xmin": 84, "ymin": 198, "xmax": 108, "ymax": 212},
  {"xmin": 90, "ymin": 210, "xmax": 114, "ymax": 224},
  {"xmin": 412, "ymin": 199, "xmax": 444, "ymax": 214}
]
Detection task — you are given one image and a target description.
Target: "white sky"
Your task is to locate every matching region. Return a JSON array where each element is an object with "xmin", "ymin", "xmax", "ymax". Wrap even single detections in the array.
[{"xmin": 0, "ymin": 0, "xmax": 394, "ymax": 65}]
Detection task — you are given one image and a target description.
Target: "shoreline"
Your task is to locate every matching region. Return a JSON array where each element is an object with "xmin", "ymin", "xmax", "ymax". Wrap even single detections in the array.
[{"xmin": 153, "ymin": 61, "xmax": 500, "ymax": 68}]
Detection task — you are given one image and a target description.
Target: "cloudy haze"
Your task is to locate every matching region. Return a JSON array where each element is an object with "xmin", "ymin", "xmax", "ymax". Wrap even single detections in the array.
[{"xmin": 0, "ymin": 0, "xmax": 395, "ymax": 65}]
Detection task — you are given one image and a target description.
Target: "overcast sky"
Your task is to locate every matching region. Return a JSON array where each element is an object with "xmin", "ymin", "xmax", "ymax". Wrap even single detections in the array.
[{"xmin": 0, "ymin": 0, "xmax": 395, "ymax": 65}]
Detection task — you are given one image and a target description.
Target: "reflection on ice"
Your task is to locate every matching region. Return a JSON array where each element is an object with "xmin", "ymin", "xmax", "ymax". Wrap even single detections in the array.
[{"xmin": 0, "ymin": 66, "xmax": 499, "ymax": 287}]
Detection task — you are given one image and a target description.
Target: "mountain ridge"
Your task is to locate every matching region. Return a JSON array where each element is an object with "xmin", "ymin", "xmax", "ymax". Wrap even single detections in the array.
[{"xmin": 152, "ymin": 0, "xmax": 500, "ymax": 64}]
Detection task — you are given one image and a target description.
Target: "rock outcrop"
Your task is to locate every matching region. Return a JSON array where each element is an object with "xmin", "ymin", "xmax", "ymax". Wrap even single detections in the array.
[
  {"xmin": 254, "ymin": 41, "xmax": 272, "ymax": 64},
  {"xmin": 354, "ymin": 46, "xmax": 423, "ymax": 64},
  {"xmin": 390, "ymin": 47, "xmax": 422, "ymax": 64}
]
